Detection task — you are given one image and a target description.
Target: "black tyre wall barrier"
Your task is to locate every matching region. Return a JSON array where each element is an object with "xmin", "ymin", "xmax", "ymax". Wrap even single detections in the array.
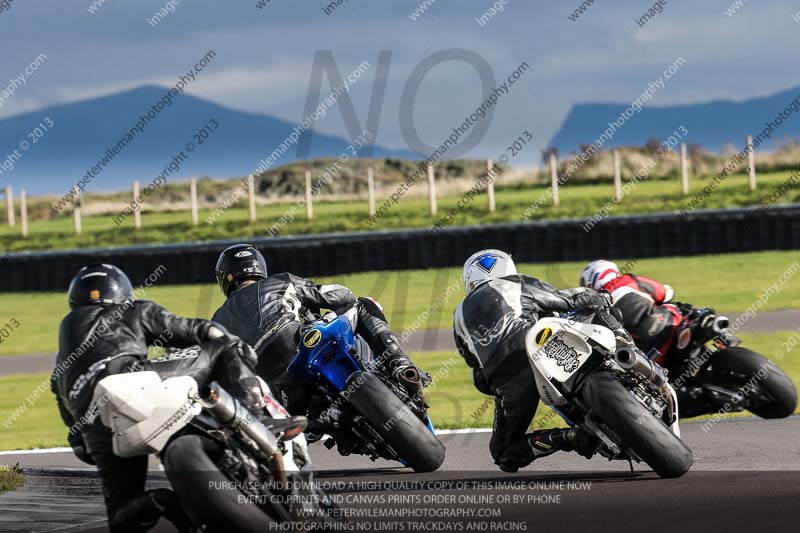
[{"xmin": 1, "ymin": 205, "xmax": 798, "ymax": 293}]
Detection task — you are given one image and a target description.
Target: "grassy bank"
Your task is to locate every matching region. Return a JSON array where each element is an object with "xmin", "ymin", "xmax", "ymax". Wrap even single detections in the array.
[
  {"xmin": 0, "ymin": 465, "xmax": 24, "ymax": 493},
  {"xmin": 0, "ymin": 250, "xmax": 797, "ymax": 356}
]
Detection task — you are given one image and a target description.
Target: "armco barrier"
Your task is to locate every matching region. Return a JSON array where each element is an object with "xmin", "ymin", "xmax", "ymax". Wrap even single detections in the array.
[{"xmin": 1, "ymin": 205, "xmax": 798, "ymax": 293}]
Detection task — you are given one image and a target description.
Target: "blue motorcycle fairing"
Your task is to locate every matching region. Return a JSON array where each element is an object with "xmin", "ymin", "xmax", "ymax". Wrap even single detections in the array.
[
  {"xmin": 287, "ymin": 314, "xmax": 440, "ymax": 450},
  {"xmin": 288, "ymin": 315, "xmax": 362, "ymax": 392}
]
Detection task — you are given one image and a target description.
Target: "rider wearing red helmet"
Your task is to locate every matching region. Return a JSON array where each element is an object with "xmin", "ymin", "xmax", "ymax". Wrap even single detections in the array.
[{"xmin": 579, "ymin": 260, "xmax": 681, "ymax": 364}]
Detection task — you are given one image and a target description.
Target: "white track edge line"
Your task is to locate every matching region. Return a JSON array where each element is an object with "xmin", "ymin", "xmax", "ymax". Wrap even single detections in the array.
[{"xmin": 0, "ymin": 430, "xmax": 494, "ymax": 455}]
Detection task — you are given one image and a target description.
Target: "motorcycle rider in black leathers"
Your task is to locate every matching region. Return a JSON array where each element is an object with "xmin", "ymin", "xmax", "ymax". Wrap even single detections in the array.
[
  {"xmin": 51, "ymin": 263, "xmax": 288, "ymax": 532},
  {"xmin": 454, "ymin": 250, "xmax": 629, "ymax": 473},
  {"xmin": 210, "ymin": 244, "xmax": 425, "ymax": 415}
]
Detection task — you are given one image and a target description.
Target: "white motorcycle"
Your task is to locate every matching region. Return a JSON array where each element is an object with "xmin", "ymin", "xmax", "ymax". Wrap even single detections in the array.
[
  {"xmin": 92, "ymin": 368, "xmax": 335, "ymax": 531},
  {"xmin": 526, "ymin": 313, "xmax": 693, "ymax": 478}
]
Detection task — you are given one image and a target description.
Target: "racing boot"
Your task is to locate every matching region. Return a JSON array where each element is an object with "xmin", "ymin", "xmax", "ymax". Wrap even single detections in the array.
[
  {"xmin": 531, "ymin": 428, "xmax": 598, "ymax": 460},
  {"xmin": 381, "ymin": 335, "xmax": 429, "ymax": 402},
  {"xmin": 109, "ymin": 488, "xmax": 195, "ymax": 533},
  {"xmin": 498, "ymin": 428, "xmax": 598, "ymax": 473},
  {"xmin": 356, "ymin": 296, "xmax": 431, "ymax": 400}
]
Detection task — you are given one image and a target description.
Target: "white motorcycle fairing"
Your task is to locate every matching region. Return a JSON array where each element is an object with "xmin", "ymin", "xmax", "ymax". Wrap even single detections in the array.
[
  {"xmin": 525, "ymin": 317, "xmax": 616, "ymax": 410},
  {"xmin": 527, "ymin": 317, "xmax": 683, "ymax": 440},
  {"xmin": 94, "ymin": 371, "xmax": 201, "ymax": 457}
]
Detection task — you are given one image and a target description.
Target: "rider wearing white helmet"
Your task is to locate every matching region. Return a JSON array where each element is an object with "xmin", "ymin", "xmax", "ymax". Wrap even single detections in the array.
[
  {"xmin": 453, "ymin": 249, "xmax": 620, "ymax": 472},
  {"xmin": 580, "ymin": 260, "xmax": 679, "ymax": 363}
]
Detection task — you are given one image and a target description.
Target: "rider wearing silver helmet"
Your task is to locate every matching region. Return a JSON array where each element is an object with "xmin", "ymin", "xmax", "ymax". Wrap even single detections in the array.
[{"xmin": 453, "ymin": 250, "xmax": 623, "ymax": 472}]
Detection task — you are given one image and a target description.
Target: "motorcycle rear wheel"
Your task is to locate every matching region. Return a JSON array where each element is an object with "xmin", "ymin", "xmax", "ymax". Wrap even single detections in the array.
[
  {"xmin": 162, "ymin": 433, "xmax": 291, "ymax": 531},
  {"xmin": 581, "ymin": 372, "xmax": 693, "ymax": 478},
  {"xmin": 711, "ymin": 347, "xmax": 797, "ymax": 419},
  {"xmin": 345, "ymin": 372, "xmax": 445, "ymax": 472}
]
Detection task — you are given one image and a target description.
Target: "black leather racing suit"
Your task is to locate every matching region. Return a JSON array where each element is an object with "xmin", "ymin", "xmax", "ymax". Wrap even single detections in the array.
[
  {"xmin": 453, "ymin": 274, "xmax": 619, "ymax": 471},
  {"xmin": 51, "ymin": 299, "xmax": 263, "ymax": 532},
  {"xmin": 211, "ymin": 273, "xmax": 408, "ymax": 412}
]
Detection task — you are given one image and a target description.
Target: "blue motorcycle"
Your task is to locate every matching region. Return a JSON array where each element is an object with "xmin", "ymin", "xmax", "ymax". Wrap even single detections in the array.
[{"xmin": 288, "ymin": 308, "xmax": 445, "ymax": 472}]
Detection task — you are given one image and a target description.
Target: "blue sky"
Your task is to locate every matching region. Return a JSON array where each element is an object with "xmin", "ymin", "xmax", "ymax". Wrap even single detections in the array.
[{"xmin": 3, "ymin": 0, "xmax": 800, "ymax": 166}]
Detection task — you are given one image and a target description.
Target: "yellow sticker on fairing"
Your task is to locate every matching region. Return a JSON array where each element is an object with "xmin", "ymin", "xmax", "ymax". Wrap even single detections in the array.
[
  {"xmin": 303, "ymin": 329, "xmax": 322, "ymax": 348},
  {"xmin": 535, "ymin": 327, "xmax": 553, "ymax": 346}
]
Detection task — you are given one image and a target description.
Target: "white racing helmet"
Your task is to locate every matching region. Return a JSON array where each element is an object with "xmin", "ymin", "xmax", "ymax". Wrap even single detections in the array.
[
  {"xmin": 462, "ymin": 249, "xmax": 517, "ymax": 294},
  {"xmin": 579, "ymin": 260, "xmax": 620, "ymax": 290}
]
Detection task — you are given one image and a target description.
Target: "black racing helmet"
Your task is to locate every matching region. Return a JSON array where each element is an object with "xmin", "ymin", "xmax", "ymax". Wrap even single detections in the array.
[
  {"xmin": 215, "ymin": 244, "xmax": 268, "ymax": 296},
  {"xmin": 67, "ymin": 263, "xmax": 135, "ymax": 309}
]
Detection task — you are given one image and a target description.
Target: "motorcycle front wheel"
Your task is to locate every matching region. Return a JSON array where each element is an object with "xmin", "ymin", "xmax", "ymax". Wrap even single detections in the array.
[{"xmin": 581, "ymin": 372, "xmax": 693, "ymax": 478}]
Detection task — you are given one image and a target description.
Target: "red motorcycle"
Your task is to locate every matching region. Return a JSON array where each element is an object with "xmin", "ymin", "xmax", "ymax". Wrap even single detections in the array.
[{"xmin": 661, "ymin": 304, "xmax": 797, "ymax": 419}]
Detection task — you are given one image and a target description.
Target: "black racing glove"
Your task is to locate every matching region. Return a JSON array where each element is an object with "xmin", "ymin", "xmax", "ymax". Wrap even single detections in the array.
[
  {"xmin": 230, "ymin": 338, "xmax": 258, "ymax": 368},
  {"xmin": 573, "ymin": 290, "xmax": 613, "ymax": 311},
  {"xmin": 202, "ymin": 321, "xmax": 259, "ymax": 368}
]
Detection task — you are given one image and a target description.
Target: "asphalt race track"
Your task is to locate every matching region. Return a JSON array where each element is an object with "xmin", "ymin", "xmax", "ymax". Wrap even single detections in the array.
[{"xmin": 1, "ymin": 417, "xmax": 799, "ymax": 533}]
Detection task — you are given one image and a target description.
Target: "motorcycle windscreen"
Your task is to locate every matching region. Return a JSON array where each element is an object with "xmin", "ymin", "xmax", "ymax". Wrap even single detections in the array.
[{"xmin": 95, "ymin": 372, "xmax": 200, "ymax": 457}]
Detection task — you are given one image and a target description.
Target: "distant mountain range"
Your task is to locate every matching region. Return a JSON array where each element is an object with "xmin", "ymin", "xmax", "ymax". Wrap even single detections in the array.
[
  {"xmin": 548, "ymin": 85, "xmax": 800, "ymax": 154},
  {"xmin": 0, "ymin": 86, "xmax": 417, "ymax": 195}
]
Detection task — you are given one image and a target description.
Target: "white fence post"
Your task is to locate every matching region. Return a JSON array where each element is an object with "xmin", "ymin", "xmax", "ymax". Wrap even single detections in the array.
[
  {"xmin": 486, "ymin": 159, "xmax": 496, "ymax": 213},
  {"xmin": 549, "ymin": 154, "xmax": 560, "ymax": 207},
  {"xmin": 427, "ymin": 163, "xmax": 437, "ymax": 216},
  {"xmin": 746, "ymin": 135, "xmax": 757, "ymax": 191},
  {"xmin": 305, "ymin": 169, "xmax": 313, "ymax": 221},
  {"xmin": 133, "ymin": 181, "xmax": 142, "ymax": 231},
  {"xmin": 367, "ymin": 166, "xmax": 376, "ymax": 217},
  {"xmin": 248, "ymin": 175, "xmax": 257, "ymax": 223},
  {"xmin": 190, "ymin": 178, "xmax": 199, "ymax": 226},
  {"xmin": 680, "ymin": 143, "xmax": 689, "ymax": 195},
  {"xmin": 4, "ymin": 185, "xmax": 14, "ymax": 226},
  {"xmin": 73, "ymin": 186, "xmax": 82, "ymax": 235},
  {"xmin": 20, "ymin": 189, "xmax": 28, "ymax": 237},
  {"xmin": 613, "ymin": 149, "xmax": 622, "ymax": 201}
]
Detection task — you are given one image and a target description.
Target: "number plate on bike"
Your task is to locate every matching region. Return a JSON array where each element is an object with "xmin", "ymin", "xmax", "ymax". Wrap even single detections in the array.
[
  {"xmin": 542, "ymin": 337, "xmax": 581, "ymax": 372},
  {"xmin": 531, "ymin": 332, "xmax": 592, "ymax": 383}
]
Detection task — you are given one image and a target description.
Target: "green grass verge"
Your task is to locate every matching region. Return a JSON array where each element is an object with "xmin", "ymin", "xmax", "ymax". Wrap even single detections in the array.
[
  {"xmin": 1, "ymin": 331, "xmax": 797, "ymax": 451},
  {"xmin": 0, "ymin": 250, "xmax": 797, "ymax": 356},
  {"xmin": 0, "ymin": 170, "xmax": 798, "ymax": 252},
  {"xmin": 0, "ymin": 465, "xmax": 24, "ymax": 493}
]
